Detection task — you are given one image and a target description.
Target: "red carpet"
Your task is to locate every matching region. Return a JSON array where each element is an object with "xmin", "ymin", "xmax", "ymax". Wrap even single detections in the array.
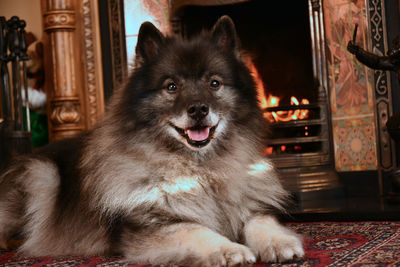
[{"xmin": 1, "ymin": 221, "xmax": 399, "ymax": 266}]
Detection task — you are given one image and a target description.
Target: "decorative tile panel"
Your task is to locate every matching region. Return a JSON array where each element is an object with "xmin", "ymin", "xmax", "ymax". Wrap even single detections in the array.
[
  {"xmin": 323, "ymin": 0, "xmax": 378, "ymax": 171},
  {"xmin": 333, "ymin": 118, "xmax": 378, "ymax": 171}
]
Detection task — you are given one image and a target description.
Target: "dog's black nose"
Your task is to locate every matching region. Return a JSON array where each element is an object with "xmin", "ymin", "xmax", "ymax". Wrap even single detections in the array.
[{"xmin": 187, "ymin": 103, "xmax": 209, "ymax": 120}]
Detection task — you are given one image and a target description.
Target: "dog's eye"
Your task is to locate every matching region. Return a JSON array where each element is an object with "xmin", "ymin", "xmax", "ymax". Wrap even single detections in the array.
[
  {"xmin": 210, "ymin": 79, "xmax": 222, "ymax": 90},
  {"xmin": 166, "ymin": 82, "xmax": 178, "ymax": 93}
]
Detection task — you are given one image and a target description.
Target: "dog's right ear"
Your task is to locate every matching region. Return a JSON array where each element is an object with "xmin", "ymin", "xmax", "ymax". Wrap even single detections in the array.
[{"xmin": 135, "ymin": 22, "xmax": 165, "ymax": 66}]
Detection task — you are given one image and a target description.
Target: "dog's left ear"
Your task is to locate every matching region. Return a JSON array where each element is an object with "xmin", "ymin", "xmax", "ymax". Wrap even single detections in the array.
[
  {"xmin": 135, "ymin": 21, "xmax": 165, "ymax": 67},
  {"xmin": 211, "ymin": 16, "xmax": 240, "ymax": 55}
]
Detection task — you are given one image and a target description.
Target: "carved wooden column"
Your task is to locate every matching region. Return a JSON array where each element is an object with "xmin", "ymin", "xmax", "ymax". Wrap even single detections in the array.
[
  {"xmin": 79, "ymin": 0, "xmax": 105, "ymax": 128},
  {"xmin": 42, "ymin": 0, "xmax": 84, "ymax": 141}
]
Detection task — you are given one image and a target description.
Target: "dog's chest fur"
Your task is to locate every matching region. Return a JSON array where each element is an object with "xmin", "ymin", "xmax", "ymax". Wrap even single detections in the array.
[
  {"xmin": 88, "ymin": 145, "xmax": 277, "ymax": 242},
  {"xmin": 150, "ymin": 160, "xmax": 250, "ymax": 240}
]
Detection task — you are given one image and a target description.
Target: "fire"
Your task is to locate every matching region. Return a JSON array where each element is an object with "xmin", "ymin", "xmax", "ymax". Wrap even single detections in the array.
[
  {"xmin": 247, "ymin": 60, "xmax": 310, "ymax": 123},
  {"xmin": 264, "ymin": 95, "xmax": 310, "ymax": 122},
  {"xmin": 248, "ymin": 62, "xmax": 268, "ymax": 109}
]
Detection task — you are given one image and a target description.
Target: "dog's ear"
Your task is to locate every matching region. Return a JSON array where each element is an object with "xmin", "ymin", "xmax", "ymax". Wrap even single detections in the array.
[
  {"xmin": 135, "ymin": 22, "xmax": 164, "ymax": 66},
  {"xmin": 211, "ymin": 16, "xmax": 239, "ymax": 55}
]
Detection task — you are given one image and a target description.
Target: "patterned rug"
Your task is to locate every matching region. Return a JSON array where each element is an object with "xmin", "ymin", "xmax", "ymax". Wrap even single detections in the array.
[{"xmin": 0, "ymin": 221, "xmax": 399, "ymax": 266}]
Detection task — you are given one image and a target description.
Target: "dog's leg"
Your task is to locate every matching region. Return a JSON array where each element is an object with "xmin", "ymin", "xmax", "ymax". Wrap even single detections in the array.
[
  {"xmin": 243, "ymin": 215, "xmax": 304, "ymax": 262},
  {"xmin": 0, "ymin": 164, "xmax": 26, "ymax": 251},
  {"xmin": 120, "ymin": 223, "xmax": 256, "ymax": 267},
  {"xmin": 0, "ymin": 187, "xmax": 24, "ymax": 250}
]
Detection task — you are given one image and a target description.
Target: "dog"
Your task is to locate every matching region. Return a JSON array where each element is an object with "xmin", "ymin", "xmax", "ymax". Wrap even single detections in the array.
[{"xmin": 0, "ymin": 16, "xmax": 304, "ymax": 266}]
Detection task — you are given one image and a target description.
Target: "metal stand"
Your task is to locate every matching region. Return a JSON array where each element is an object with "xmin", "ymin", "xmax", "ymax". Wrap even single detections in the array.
[
  {"xmin": 387, "ymin": 113, "xmax": 400, "ymax": 203},
  {"xmin": 0, "ymin": 16, "xmax": 32, "ymax": 168}
]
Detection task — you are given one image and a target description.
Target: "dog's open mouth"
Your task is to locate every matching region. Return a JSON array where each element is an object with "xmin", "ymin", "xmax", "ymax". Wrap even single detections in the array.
[{"xmin": 172, "ymin": 124, "xmax": 217, "ymax": 148}]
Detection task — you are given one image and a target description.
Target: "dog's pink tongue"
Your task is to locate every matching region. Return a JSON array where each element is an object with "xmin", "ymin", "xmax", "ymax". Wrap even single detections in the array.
[{"xmin": 187, "ymin": 127, "xmax": 210, "ymax": 141}]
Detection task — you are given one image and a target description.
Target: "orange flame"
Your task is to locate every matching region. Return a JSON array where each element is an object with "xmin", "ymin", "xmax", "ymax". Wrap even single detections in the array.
[
  {"xmin": 247, "ymin": 59, "xmax": 310, "ymax": 123},
  {"xmin": 248, "ymin": 62, "xmax": 268, "ymax": 109},
  {"xmin": 263, "ymin": 95, "xmax": 310, "ymax": 123}
]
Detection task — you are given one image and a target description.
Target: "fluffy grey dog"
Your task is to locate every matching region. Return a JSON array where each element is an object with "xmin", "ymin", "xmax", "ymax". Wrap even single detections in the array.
[{"xmin": 0, "ymin": 16, "xmax": 304, "ymax": 266}]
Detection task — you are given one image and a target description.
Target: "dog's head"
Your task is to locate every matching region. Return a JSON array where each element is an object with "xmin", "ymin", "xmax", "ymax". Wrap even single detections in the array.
[{"xmin": 118, "ymin": 16, "xmax": 265, "ymax": 153}]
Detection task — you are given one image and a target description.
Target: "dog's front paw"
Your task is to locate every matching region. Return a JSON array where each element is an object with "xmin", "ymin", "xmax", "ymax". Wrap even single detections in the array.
[
  {"xmin": 244, "ymin": 216, "xmax": 304, "ymax": 263},
  {"xmin": 257, "ymin": 231, "xmax": 304, "ymax": 262},
  {"xmin": 202, "ymin": 243, "xmax": 256, "ymax": 267}
]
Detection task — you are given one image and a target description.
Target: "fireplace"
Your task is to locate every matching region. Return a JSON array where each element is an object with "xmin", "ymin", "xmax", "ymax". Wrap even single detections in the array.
[{"xmin": 170, "ymin": 0, "xmax": 341, "ymax": 195}]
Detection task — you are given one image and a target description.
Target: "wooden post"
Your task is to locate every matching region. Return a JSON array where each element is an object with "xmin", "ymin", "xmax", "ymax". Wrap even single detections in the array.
[{"xmin": 42, "ymin": 0, "xmax": 84, "ymax": 142}]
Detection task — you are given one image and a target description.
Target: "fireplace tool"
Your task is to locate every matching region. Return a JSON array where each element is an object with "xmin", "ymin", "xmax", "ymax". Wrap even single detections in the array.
[
  {"xmin": 0, "ymin": 16, "xmax": 32, "ymax": 168},
  {"xmin": 348, "ymin": 24, "xmax": 400, "ymax": 202}
]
